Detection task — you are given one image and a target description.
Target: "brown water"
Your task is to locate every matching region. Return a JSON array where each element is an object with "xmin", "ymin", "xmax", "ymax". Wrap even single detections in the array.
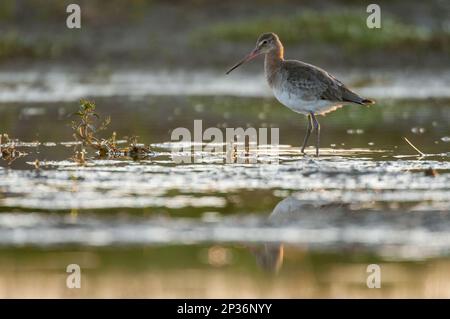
[{"xmin": 0, "ymin": 70, "xmax": 449, "ymax": 297}]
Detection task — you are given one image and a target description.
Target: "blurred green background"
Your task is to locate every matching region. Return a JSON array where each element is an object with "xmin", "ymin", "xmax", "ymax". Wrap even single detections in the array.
[{"xmin": 0, "ymin": 0, "xmax": 449, "ymax": 70}]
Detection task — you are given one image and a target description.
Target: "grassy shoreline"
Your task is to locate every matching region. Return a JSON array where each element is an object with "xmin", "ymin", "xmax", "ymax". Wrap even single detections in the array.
[{"xmin": 0, "ymin": 1, "xmax": 449, "ymax": 69}]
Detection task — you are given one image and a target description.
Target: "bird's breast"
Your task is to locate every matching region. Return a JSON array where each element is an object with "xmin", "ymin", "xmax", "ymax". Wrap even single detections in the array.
[{"xmin": 272, "ymin": 85, "xmax": 340, "ymax": 115}]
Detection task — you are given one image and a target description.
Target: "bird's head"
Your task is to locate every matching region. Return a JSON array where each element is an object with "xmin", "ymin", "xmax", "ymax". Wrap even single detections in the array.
[
  {"xmin": 254, "ymin": 32, "xmax": 280, "ymax": 54},
  {"xmin": 226, "ymin": 32, "xmax": 281, "ymax": 74}
]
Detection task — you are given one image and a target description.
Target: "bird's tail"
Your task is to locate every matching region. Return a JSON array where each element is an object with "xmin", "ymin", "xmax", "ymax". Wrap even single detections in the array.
[
  {"xmin": 342, "ymin": 88, "xmax": 375, "ymax": 106},
  {"xmin": 361, "ymin": 98, "xmax": 375, "ymax": 105}
]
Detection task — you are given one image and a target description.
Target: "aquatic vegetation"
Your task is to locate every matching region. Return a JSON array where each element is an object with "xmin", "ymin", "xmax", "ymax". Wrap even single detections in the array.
[
  {"xmin": 71, "ymin": 99, "xmax": 114, "ymax": 156},
  {"xmin": 0, "ymin": 133, "xmax": 27, "ymax": 165},
  {"xmin": 124, "ymin": 135, "xmax": 153, "ymax": 159},
  {"xmin": 71, "ymin": 99, "xmax": 152, "ymax": 161}
]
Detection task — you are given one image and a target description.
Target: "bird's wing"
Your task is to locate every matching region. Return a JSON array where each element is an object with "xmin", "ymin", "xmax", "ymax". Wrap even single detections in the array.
[{"xmin": 283, "ymin": 60, "xmax": 366, "ymax": 104}]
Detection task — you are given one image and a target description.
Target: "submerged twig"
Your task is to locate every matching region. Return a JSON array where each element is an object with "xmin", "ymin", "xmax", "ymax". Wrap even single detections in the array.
[
  {"xmin": 403, "ymin": 137, "xmax": 425, "ymax": 157},
  {"xmin": 394, "ymin": 137, "xmax": 448, "ymax": 160}
]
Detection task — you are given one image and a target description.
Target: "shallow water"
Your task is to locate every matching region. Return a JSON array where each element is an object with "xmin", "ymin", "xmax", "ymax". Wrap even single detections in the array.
[
  {"xmin": 0, "ymin": 71, "xmax": 449, "ymax": 297},
  {"xmin": 1, "ymin": 69, "xmax": 450, "ymax": 102}
]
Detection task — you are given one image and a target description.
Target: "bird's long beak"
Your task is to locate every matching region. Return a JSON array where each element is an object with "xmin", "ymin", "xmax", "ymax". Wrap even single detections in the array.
[{"xmin": 226, "ymin": 48, "xmax": 260, "ymax": 74}]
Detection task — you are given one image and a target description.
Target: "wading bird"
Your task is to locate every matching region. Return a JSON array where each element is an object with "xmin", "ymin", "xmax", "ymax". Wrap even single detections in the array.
[{"xmin": 226, "ymin": 32, "xmax": 374, "ymax": 157}]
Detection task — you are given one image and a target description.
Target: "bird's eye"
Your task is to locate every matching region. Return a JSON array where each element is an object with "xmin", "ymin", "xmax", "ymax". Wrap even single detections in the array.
[{"xmin": 261, "ymin": 40, "xmax": 268, "ymax": 45}]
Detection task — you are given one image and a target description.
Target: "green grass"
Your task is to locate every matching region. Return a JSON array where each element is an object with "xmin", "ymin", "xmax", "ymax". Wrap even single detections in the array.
[
  {"xmin": 0, "ymin": 32, "xmax": 50, "ymax": 61},
  {"xmin": 0, "ymin": 32, "xmax": 73, "ymax": 62},
  {"xmin": 193, "ymin": 10, "xmax": 450, "ymax": 52},
  {"xmin": 0, "ymin": 33, "xmax": 37, "ymax": 61}
]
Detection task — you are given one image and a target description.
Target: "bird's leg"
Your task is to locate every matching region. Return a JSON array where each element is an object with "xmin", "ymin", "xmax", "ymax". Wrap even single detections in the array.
[
  {"xmin": 301, "ymin": 114, "xmax": 313, "ymax": 154},
  {"xmin": 310, "ymin": 113, "xmax": 320, "ymax": 157}
]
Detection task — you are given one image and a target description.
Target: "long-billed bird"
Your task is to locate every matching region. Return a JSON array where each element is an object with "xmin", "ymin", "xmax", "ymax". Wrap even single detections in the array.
[{"xmin": 226, "ymin": 32, "xmax": 374, "ymax": 157}]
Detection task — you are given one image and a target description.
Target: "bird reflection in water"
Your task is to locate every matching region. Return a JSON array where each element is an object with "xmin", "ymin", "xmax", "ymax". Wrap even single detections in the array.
[{"xmin": 249, "ymin": 196, "xmax": 305, "ymax": 273}]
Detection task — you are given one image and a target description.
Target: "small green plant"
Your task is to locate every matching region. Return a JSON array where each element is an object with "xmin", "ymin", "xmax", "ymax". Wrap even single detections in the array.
[
  {"xmin": 71, "ymin": 99, "xmax": 152, "ymax": 161},
  {"xmin": 71, "ymin": 99, "xmax": 114, "ymax": 157}
]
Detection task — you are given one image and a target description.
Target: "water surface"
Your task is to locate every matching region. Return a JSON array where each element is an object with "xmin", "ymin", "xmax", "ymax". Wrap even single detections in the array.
[{"xmin": 0, "ymin": 70, "xmax": 449, "ymax": 297}]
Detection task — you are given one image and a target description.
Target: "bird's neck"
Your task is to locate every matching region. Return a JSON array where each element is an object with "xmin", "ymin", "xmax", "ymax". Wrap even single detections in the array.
[{"xmin": 264, "ymin": 45, "xmax": 284, "ymax": 88}]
